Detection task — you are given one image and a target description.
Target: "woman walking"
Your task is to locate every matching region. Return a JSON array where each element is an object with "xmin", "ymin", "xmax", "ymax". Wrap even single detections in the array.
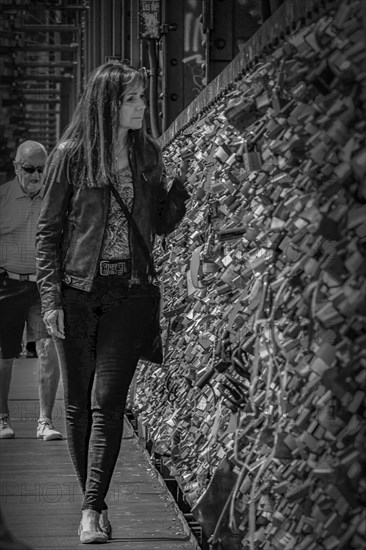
[{"xmin": 36, "ymin": 61, "xmax": 190, "ymax": 543}]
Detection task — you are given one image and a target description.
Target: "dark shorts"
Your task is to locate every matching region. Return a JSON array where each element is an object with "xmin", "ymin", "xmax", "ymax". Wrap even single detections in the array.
[{"xmin": 0, "ymin": 273, "xmax": 49, "ymax": 359}]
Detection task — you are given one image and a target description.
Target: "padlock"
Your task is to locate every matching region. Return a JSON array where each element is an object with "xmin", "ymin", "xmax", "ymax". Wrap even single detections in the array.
[
  {"xmin": 223, "ymin": 96, "xmax": 258, "ymax": 132},
  {"xmin": 242, "ymin": 137, "xmax": 262, "ymax": 173}
]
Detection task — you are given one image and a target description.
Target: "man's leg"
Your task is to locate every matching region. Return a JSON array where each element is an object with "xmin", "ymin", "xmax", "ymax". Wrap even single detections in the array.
[
  {"xmin": 0, "ymin": 278, "xmax": 30, "ymax": 439},
  {"xmin": 0, "ymin": 357, "xmax": 15, "ymax": 438},
  {"xmin": 0, "ymin": 358, "xmax": 14, "ymax": 417},
  {"xmin": 36, "ymin": 338, "xmax": 60, "ymax": 422},
  {"xmin": 26, "ymin": 295, "xmax": 62, "ymax": 440}
]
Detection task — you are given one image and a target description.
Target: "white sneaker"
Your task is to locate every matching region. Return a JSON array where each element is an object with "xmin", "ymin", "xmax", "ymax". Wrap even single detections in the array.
[
  {"xmin": 37, "ymin": 419, "xmax": 62, "ymax": 441},
  {"xmin": 0, "ymin": 416, "xmax": 15, "ymax": 439}
]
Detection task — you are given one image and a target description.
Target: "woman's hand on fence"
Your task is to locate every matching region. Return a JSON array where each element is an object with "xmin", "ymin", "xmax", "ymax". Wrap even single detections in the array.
[{"xmin": 43, "ymin": 309, "xmax": 65, "ymax": 339}]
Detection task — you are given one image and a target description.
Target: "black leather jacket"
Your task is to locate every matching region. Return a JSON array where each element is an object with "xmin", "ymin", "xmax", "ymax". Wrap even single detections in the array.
[{"xmin": 36, "ymin": 137, "xmax": 189, "ymax": 314}]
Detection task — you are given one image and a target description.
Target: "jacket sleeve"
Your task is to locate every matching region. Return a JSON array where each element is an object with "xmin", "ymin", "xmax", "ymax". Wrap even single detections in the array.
[
  {"xmin": 36, "ymin": 148, "xmax": 72, "ymax": 315},
  {"xmin": 154, "ymin": 167, "xmax": 190, "ymax": 236}
]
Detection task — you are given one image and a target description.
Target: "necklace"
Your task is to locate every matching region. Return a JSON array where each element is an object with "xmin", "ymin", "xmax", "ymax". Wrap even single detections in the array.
[
  {"xmin": 113, "ymin": 141, "xmax": 128, "ymax": 160},
  {"xmin": 113, "ymin": 144, "xmax": 130, "ymax": 172}
]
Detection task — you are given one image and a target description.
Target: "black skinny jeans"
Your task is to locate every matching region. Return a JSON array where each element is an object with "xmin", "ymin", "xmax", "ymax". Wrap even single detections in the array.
[{"xmin": 54, "ymin": 274, "xmax": 153, "ymax": 513}]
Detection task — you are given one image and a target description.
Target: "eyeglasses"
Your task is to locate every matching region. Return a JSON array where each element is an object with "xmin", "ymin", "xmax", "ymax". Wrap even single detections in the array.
[{"xmin": 18, "ymin": 164, "xmax": 44, "ymax": 174}]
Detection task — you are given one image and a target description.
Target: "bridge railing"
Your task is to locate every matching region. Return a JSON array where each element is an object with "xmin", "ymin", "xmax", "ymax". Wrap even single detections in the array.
[{"xmin": 158, "ymin": 0, "xmax": 340, "ymax": 149}]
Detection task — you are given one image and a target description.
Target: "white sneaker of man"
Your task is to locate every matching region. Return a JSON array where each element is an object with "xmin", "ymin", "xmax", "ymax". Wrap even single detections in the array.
[
  {"xmin": 0, "ymin": 416, "xmax": 15, "ymax": 439},
  {"xmin": 37, "ymin": 419, "xmax": 62, "ymax": 441}
]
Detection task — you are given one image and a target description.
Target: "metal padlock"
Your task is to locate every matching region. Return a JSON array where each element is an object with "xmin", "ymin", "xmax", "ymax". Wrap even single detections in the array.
[{"xmin": 242, "ymin": 138, "xmax": 262, "ymax": 173}]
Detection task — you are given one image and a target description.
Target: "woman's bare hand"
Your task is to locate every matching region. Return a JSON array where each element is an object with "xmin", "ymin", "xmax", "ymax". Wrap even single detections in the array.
[{"xmin": 43, "ymin": 309, "xmax": 65, "ymax": 339}]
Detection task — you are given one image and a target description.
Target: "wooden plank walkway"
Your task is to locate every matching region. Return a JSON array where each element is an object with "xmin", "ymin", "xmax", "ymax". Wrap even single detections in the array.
[{"xmin": 0, "ymin": 357, "xmax": 199, "ymax": 550}]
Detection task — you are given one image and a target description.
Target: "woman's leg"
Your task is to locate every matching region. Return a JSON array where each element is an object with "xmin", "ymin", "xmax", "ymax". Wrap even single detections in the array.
[
  {"xmin": 83, "ymin": 292, "xmax": 151, "ymax": 512},
  {"xmin": 55, "ymin": 285, "xmax": 100, "ymax": 496}
]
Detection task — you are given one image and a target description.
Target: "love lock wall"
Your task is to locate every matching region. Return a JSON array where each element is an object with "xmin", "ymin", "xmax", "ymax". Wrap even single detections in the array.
[{"xmin": 134, "ymin": 1, "xmax": 366, "ymax": 549}]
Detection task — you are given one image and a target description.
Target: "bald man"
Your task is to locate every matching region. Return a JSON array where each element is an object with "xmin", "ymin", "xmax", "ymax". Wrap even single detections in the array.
[{"xmin": 0, "ymin": 141, "xmax": 62, "ymax": 440}]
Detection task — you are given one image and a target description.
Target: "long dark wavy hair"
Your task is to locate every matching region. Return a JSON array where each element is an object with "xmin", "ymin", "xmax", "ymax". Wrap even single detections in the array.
[{"xmin": 47, "ymin": 61, "xmax": 160, "ymax": 188}]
